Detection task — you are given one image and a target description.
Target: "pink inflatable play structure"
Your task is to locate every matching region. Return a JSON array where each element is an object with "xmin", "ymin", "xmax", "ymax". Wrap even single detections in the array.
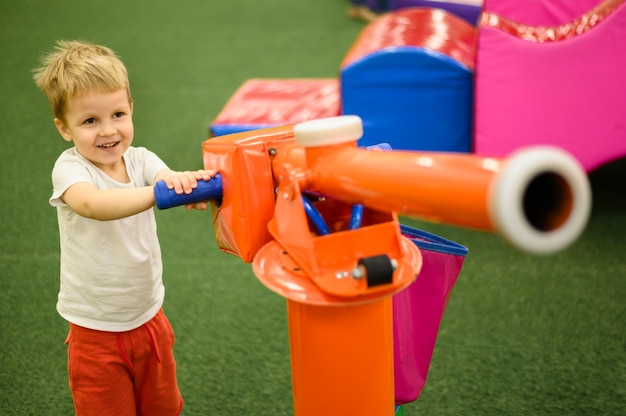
[{"xmin": 474, "ymin": 0, "xmax": 626, "ymax": 171}]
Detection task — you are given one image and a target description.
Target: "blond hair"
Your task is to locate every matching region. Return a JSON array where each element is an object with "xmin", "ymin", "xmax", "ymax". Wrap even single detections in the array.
[{"xmin": 33, "ymin": 40, "xmax": 132, "ymax": 120}]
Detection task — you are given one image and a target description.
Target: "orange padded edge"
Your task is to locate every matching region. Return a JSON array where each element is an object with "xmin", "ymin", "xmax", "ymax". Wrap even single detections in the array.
[{"xmin": 202, "ymin": 125, "xmax": 295, "ymax": 262}]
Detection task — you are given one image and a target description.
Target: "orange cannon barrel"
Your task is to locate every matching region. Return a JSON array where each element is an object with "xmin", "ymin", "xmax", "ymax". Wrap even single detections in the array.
[
  {"xmin": 275, "ymin": 143, "xmax": 498, "ymax": 228},
  {"xmin": 271, "ymin": 116, "xmax": 591, "ymax": 255}
]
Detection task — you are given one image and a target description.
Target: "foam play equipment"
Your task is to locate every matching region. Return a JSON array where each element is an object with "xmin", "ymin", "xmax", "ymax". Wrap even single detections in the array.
[
  {"xmin": 210, "ymin": 79, "xmax": 340, "ymax": 137},
  {"xmin": 340, "ymin": 8, "xmax": 476, "ymax": 152},
  {"xmin": 210, "ymin": 8, "xmax": 476, "ymax": 153},
  {"xmin": 211, "ymin": 1, "xmax": 625, "ymax": 173},
  {"xmin": 474, "ymin": 0, "xmax": 626, "ymax": 171}
]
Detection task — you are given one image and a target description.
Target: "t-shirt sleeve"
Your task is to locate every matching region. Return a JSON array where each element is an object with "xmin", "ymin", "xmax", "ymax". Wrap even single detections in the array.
[
  {"xmin": 49, "ymin": 147, "xmax": 169, "ymax": 207},
  {"xmin": 139, "ymin": 148, "xmax": 169, "ymax": 185},
  {"xmin": 49, "ymin": 155, "xmax": 96, "ymax": 207}
]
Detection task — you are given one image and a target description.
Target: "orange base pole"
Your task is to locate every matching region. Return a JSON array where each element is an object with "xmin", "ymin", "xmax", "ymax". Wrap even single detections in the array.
[{"xmin": 287, "ymin": 297, "xmax": 395, "ymax": 416}]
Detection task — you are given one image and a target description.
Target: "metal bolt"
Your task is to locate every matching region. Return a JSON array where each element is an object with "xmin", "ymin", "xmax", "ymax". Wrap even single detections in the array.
[
  {"xmin": 390, "ymin": 259, "xmax": 398, "ymax": 271},
  {"xmin": 351, "ymin": 266, "xmax": 364, "ymax": 280}
]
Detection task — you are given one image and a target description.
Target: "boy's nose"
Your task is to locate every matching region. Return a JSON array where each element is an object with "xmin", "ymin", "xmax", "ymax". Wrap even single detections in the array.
[{"xmin": 99, "ymin": 122, "xmax": 116, "ymax": 136}]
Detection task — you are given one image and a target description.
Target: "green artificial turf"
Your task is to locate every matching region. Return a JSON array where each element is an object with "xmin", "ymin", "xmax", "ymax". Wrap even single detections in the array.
[{"xmin": 1, "ymin": 1, "xmax": 624, "ymax": 414}]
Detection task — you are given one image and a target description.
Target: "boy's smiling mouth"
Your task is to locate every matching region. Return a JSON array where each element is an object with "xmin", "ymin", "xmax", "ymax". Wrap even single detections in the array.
[{"xmin": 98, "ymin": 141, "xmax": 120, "ymax": 149}]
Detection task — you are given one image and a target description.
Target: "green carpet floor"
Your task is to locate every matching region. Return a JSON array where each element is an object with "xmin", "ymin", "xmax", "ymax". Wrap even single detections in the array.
[{"xmin": 1, "ymin": 1, "xmax": 624, "ymax": 414}]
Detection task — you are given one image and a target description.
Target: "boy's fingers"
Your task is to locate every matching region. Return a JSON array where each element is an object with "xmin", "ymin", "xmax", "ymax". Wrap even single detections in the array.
[{"xmin": 184, "ymin": 201, "xmax": 208, "ymax": 211}]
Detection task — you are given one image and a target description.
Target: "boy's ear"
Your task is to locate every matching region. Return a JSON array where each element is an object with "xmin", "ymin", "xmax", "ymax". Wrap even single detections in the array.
[{"xmin": 54, "ymin": 118, "xmax": 73, "ymax": 142}]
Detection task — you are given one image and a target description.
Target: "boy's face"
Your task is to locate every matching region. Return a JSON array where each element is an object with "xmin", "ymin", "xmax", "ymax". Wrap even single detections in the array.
[{"xmin": 54, "ymin": 89, "xmax": 134, "ymax": 173}]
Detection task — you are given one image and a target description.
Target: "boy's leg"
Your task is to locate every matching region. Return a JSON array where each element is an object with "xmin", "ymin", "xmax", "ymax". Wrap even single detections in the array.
[
  {"xmin": 133, "ymin": 309, "xmax": 184, "ymax": 416},
  {"xmin": 66, "ymin": 325, "xmax": 137, "ymax": 416}
]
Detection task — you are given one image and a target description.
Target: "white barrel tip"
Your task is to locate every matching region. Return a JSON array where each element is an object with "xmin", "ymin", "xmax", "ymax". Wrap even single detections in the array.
[
  {"xmin": 294, "ymin": 115, "xmax": 363, "ymax": 147},
  {"xmin": 489, "ymin": 146, "xmax": 592, "ymax": 255}
]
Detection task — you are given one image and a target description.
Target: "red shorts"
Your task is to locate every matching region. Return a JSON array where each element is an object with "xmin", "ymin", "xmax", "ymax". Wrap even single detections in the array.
[{"xmin": 65, "ymin": 309, "xmax": 183, "ymax": 416}]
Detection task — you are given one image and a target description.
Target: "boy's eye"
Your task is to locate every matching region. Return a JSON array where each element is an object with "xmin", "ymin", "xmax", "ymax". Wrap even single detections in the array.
[
  {"xmin": 113, "ymin": 112, "xmax": 125, "ymax": 118},
  {"xmin": 83, "ymin": 118, "xmax": 96, "ymax": 125}
]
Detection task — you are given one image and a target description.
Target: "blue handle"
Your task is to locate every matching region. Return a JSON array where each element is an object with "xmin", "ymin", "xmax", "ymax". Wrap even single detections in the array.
[{"xmin": 154, "ymin": 174, "xmax": 223, "ymax": 209}]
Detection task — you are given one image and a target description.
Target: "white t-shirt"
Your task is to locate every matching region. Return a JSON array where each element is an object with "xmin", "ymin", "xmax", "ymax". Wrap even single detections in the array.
[{"xmin": 50, "ymin": 146, "xmax": 168, "ymax": 331}]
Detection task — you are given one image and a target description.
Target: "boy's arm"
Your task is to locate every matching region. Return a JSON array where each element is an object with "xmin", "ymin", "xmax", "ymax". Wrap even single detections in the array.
[
  {"xmin": 61, "ymin": 169, "xmax": 218, "ymax": 220},
  {"xmin": 61, "ymin": 183, "xmax": 155, "ymax": 220}
]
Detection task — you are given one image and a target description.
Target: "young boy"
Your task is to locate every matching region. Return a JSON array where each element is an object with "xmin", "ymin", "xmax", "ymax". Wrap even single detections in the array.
[{"xmin": 33, "ymin": 40, "xmax": 215, "ymax": 415}]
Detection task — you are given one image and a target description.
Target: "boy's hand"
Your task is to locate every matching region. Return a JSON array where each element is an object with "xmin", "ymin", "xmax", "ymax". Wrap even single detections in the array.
[
  {"xmin": 156, "ymin": 169, "xmax": 218, "ymax": 210},
  {"xmin": 159, "ymin": 169, "xmax": 217, "ymax": 193},
  {"xmin": 184, "ymin": 200, "xmax": 210, "ymax": 211}
]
